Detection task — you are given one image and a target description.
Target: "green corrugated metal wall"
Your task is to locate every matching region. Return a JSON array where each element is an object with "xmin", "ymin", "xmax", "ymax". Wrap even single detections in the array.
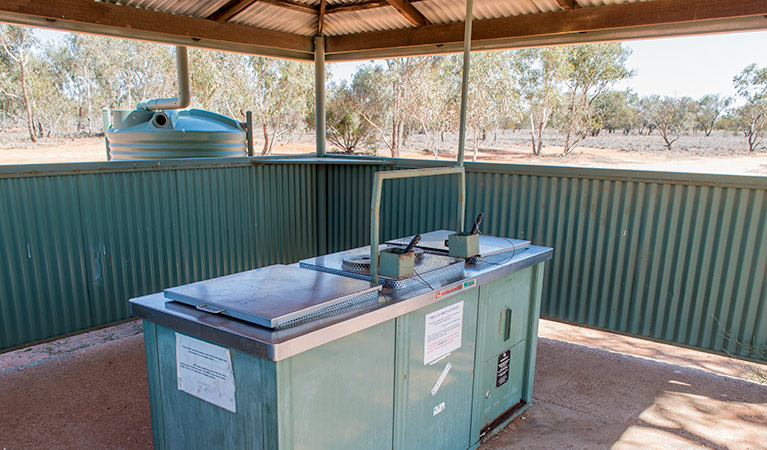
[
  {"xmin": 1, "ymin": 158, "xmax": 765, "ymax": 360},
  {"xmin": 0, "ymin": 161, "xmax": 317, "ymax": 349},
  {"xmin": 321, "ymin": 160, "xmax": 767, "ymax": 359}
]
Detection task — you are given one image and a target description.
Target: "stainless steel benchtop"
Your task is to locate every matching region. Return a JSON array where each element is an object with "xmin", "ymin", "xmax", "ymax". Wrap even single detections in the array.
[{"xmin": 130, "ymin": 243, "xmax": 553, "ymax": 361}]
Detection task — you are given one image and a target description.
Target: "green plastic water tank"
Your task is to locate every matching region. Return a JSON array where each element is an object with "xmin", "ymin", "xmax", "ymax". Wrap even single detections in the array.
[{"xmin": 107, "ymin": 108, "xmax": 246, "ymax": 160}]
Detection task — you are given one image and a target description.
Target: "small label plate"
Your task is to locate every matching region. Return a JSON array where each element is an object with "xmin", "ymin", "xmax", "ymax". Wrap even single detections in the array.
[{"xmin": 496, "ymin": 349, "xmax": 510, "ymax": 388}]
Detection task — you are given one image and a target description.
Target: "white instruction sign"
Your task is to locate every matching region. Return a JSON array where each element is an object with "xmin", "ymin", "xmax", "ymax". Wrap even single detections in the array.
[
  {"xmin": 424, "ymin": 301, "xmax": 464, "ymax": 365},
  {"xmin": 176, "ymin": 333, "xmax": 236, "ymax": 413}
]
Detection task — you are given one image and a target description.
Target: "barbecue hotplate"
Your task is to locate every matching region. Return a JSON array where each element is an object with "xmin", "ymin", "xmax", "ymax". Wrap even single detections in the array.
[{"xmin": 164, "ymin": 265, "xmax": 381, "ymax": 329}]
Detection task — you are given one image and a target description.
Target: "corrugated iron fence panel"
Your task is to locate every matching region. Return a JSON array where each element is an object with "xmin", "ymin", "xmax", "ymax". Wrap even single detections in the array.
[
  {"xmin": 77, "ymin": 170, "xmax": 184, "ymax": 325},
  {"xmin": 2, "ymin": 157, "xmax": 766, "ymax": 359},
  {"xmin": 321, "ymin": 161, "xmax": 767, "ymax": 358},
  {"xmin": 0, "ymin": 176, "xmax": 92, "ymax": 346},
  {"xmin": 323, "ymin": 163, "xmax": 460, "ymax": 250},
  {"xmin": 1, "ymin": 162, "xmax": 317, "ymax": 349},
  {"xmin": 463, "ymin": 171, "xmax": 767, "ymax": 358}
]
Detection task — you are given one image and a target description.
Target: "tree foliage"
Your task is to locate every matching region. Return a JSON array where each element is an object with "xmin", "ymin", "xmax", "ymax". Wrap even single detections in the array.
[
  {"xmin": 558, "ymin": 43, "xmax": 633, "ymax": 154},
  {"xmin": 3, "ymin": 26, "xmax": 767, "ymax": 156},
  {"xmin": 732, "ymin": 64, "xmax": 767, "ymax": 152}
]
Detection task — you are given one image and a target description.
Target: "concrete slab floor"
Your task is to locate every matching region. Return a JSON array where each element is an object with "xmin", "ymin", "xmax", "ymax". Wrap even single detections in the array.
[{"xmin": 1, "ymin": 319, "xmax": 765, "ymax": 449}]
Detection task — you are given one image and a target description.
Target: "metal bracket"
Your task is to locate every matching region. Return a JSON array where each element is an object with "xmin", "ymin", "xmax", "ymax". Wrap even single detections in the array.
[{"xmin": 369, "ymin": 166, "xmax": 466, "ymax": 283}]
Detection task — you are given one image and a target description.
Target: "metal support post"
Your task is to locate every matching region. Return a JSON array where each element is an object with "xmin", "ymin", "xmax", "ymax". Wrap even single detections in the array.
[
  {"xmin": 456, "ymin": 0, "xmax": 474, "ymax": 167},
  {"xmin": 246, "ymin": 111, "xmax": 254, "ymax": 157},
  {"xmin": 102, "ymin": 108, "xmax": 111, "ymax": 161},
  {"xmin": 315, "ymin": 36, "xmax": 327, "ymax": 157}
]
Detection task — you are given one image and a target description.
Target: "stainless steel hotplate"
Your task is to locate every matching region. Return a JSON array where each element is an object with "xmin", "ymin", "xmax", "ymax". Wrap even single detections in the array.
[{"xmin": 164, "ymin": 265, "xmax": 381, "ymax": 329}]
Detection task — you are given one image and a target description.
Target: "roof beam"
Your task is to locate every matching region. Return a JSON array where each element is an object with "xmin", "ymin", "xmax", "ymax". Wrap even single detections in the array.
[
  {"xmin": 555, "ymin": 0, "xmax": 578, "ymax": 10},
  {"xmin": 207, "ymin": 0, "xmax": 260, "ymax": 22},
  {"xmin": 318, "ymin": 0, "xmax": 327, "ymax": 35},
  {"xmin": 385, "ymin": 0, "xmax": 430, "ymax": 26},
  {"xmin": 0, "ymin": 0, "xmax": 314, "ymax": 60},
  {"xmin": 326, "ymin": 0, "xmax": 767, "ymax": 59}
]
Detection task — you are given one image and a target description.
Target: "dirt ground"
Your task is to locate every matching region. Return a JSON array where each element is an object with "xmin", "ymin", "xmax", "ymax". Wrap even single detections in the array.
[{"xmin": 2, "ymin": 130, "xmax": 766, "ymax": 176}]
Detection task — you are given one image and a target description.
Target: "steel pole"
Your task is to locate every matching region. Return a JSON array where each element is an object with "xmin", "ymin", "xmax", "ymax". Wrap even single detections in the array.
[
  {"xmin": 315, "ymin": 36, "xmax": 327, "ymax": 157},
  {"xmin": 456, "ymin": 0, "xmax": 473, "ymax": 167}
]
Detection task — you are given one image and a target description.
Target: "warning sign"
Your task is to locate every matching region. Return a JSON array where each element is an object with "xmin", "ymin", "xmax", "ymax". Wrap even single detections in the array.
[
  {"xmin": 176, "ymin": 333, "xmax": 236, "ymax": 413},
  {"xmin": 424, "ymin": 301, "xmax": 464, "ymax": 365}
]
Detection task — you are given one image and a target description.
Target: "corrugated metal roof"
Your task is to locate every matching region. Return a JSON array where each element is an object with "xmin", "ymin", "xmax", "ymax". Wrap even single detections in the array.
[
  {"xmin": 233, "ymin": 2, "xmax": 318, "ymax": 36},
  {"xmin": 417, "ymin": 0, "xmax": 561, "ymax": 24},
  {"xmin": 324, "ymin": 6, "xmax": 415, "ymax": 36},
  {"xmin": 102, "ymin": 0, "xmax": 231, "ymax": 18},
  {"xmin": 102, "ymin": 0, "xmax": 642, "ymax": 37}
]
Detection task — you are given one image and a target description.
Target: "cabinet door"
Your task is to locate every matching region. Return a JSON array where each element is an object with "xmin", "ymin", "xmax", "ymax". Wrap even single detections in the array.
[
  {"xmin": 471, "ymin": 268, "xmax": 533, "ymax": 441},
  {"xmin": 282, "ymin": 320, "xmax": 396, "ymax": 450},
  {"xmin": 478, "ymin": 269, "xmax": 531, "ymax": 362},
  {"xmin": 394, "ymin": 288, "xmax": 479, "ymax": 450},
  {"xmin": 477, "ymin": 340, "xmax": 526, "ymax": 429}
]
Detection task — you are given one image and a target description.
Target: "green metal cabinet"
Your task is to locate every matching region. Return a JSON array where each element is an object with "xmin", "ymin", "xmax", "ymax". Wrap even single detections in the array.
[{"xmin": 138, "ymin": 260, "xmax": 548, "ymax": 449}]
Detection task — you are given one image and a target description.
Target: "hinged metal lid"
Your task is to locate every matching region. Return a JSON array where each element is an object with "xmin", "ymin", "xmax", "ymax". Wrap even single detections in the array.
[{"xmin": 164, "ymin": 265, "xmax": 382, "ymax": 329}]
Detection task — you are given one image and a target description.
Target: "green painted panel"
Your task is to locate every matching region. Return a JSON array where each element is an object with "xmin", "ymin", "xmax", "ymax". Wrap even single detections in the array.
[
  {"xmin": 78, "ymin": 171, "xmax": 183, "ymax": 325},
  {"xmin": 0, "ymin": 175, "xmax": 92, "ymax": 348},
  {"xmin": 279, "ymin": 320, "xmax": 395, "ymax": 450},
  {"xmin": 0, "ymin": 161, "xmax": 318, "ymax": 349},
  {"xmin": 476, "ymin": 340, "xmax": 526, "ymax": 432},
  {"xmin": 476, "ymin": 269, "xmax": 531, "ymax": 361},
  {"xmin": 153, "ymin": 326, "xmax": 279, "ymax": 450},
  {"xmin": 393, "ymin": 290, "xmax": 478, "ymax": 450}
]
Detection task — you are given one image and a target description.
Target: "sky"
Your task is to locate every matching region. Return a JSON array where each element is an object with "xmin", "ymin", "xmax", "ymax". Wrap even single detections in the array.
[
  {"xmin": 36, "ymin": 27, "xmax": 767, "ymax": 101},
  {"xmin": 327, "ymin": 30, "xmax": 767, "ymax": 101}
]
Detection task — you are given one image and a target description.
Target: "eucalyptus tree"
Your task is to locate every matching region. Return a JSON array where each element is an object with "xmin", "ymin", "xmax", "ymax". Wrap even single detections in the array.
[
  {"xmin": 558, "ymin": 43, "xmax": 633, "ymax": 154},
  {"xmin": 351, "ymin": 57, "xmax": 429, "ymax": 157},
  {"xmin": 467, "ymin": 51, "xmax": 519, "ymax": 161},
  {"xmin": 247, "ymin": 56, "xmax": 313, "ymax": 155},
  {"xmin": 0, "ymin": 24, "xmax": 38, "ymax": 141},
  {"xmin": 640, "ymin": 95, "xmax": 693, "ymax": 150},
  {"xmin": 692, "ymin": 94, "xmax": 732, "ymax": 137},
  {"xmin": 512, "ymin": 47, "xmax": 566, "ymax": 156},
  {"xmin": 733, "ymin": 64, "xmax": 767, "ymax": 152},
  {"xmin": 411, "ymin": 56, "xmax": 459, "ymax": 158},
  {"xmin": 591, "ymin": 90, "xmax": 639, "ymax": 135}
]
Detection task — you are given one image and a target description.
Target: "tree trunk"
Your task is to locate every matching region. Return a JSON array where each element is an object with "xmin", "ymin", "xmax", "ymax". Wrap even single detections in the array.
[
  {"xmin": 19, "ymin": 59, "xmax": 36, "ymax": 143},
  {"xmin": 261, "ymin": 120, "xmax": 269, "ymax": 156},
  {"xmin": 528, "ymin": 112, "xmax": 537, "ymax": 156}
]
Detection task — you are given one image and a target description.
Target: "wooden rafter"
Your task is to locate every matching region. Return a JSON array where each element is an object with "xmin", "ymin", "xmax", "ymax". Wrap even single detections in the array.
[
  {"xmin": 385, "ymin": 0, "xmax": 430, "ymax": 26},
  {"xmin": 555, "ymin": 0, "xmax": 578, "ymax": 10},
  {"xmin": 0, "ymin": 0, "xmax": 314, "ymax": 59},
  {"xmin": 318, "ymin": 0, "xmax": 327, "ymax": 35},
  {"xmin": 326, "ymin": 0, "xmax": 767, "ymax": 58},
  {"xmin": 207, "ymin": 0, "xmax": 259, "ymax": 22}
]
